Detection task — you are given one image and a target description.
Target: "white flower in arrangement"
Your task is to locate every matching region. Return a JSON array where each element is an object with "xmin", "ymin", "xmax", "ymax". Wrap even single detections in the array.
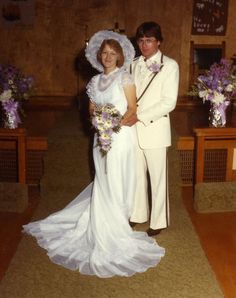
[
  {"xmin": 198, "ymin": 89, "xmax": 209, "ymax": 99},
  {"xmin": 212, "ymin": 91, "xmax": 226, "ymax": 106},
  {"xmin": 0, "ymin": 89, "xmax": 12, "ymax": 102},
  {"xmin": 225, "ymin": 84, "xmax": 234, "ymax": 92}
]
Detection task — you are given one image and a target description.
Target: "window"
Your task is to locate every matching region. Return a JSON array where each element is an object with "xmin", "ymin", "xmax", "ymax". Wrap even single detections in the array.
[{"xmin": 189, "ymin": 41, "xmax": 225, "ymax": 86}]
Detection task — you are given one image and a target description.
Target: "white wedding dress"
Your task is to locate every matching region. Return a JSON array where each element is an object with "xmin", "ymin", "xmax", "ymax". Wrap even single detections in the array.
[{"xmin": 23, "ymin": 68, "xmax": 165, "ymax": 278}]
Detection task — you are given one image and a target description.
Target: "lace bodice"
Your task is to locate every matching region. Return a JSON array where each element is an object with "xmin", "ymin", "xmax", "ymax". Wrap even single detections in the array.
[{"xmin": 86, "ymin": 69, "xmax": 134, "ymax": 113}]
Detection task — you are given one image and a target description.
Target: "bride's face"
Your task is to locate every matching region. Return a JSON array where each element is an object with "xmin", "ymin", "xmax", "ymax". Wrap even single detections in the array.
[{"xmin": 101, "ymin": 44, "xmax": 119, "ymax": 73}]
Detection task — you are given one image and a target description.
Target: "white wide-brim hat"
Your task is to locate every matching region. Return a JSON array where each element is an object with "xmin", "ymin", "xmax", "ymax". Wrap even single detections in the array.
[{"xmin": 85, "ymin": 30, "xmax": 135, "ymax": 72}]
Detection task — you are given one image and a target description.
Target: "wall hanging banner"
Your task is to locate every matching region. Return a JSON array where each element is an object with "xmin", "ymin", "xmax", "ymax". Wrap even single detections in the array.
[{"xmin": 191, "ymin": 0, "xmax": 228, "ymax": 35}]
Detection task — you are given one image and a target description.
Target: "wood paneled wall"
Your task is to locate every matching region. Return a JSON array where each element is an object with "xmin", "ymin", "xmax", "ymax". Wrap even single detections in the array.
[{"xmin": 1, "ymin": 0, "xmax": 236, "ymax": 97}]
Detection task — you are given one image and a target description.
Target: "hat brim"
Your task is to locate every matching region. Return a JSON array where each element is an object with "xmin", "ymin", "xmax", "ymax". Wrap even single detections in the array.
[{"xmin": 85, "ymin": 30, "xmax": 135, "ymax": 72}]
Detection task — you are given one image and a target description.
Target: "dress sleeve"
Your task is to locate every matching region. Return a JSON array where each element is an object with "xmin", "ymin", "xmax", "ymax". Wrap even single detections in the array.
[
  {"xmin": 86, "ymin": 76, "xmax": 96, "ymax": 102},
  {"xmin": 121, "ymin": 71, "xmax": 134, "ymax": 87}
]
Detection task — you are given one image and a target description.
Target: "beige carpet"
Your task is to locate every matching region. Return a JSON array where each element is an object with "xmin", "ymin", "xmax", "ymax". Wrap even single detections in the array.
[
  {"xmin": 0, "ymin": 182, "xmax": 28, "ymax": 213},
  {"xmin": 0, "ymin": 107, "xmax": 223, "ymax": 298},
  {"xmin": 194, "ymin": 181, "xmax": 236, "ymax": 213}
]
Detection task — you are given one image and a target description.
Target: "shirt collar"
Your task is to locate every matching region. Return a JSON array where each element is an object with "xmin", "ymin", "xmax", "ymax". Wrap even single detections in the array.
[
  {"xmin": 138, "ymin": 50, "xmax": 162, "ymax": 64},
  {"xmin": 144, "ymin": 50, "xmax": 162, "ymax": 64}
]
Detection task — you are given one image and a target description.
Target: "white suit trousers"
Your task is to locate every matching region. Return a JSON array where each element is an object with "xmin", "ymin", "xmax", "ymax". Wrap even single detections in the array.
[{"xmin": 130, "ymin": 146, "xmax": 169, "ymax": 229}]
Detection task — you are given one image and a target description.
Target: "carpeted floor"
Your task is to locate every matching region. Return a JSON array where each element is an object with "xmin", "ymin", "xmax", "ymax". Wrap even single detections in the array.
[
  {"xmin": 0, "ymin": 107, "xmax": 224, "ymax": 298},
  {"xmin": 194, "ymin": 181, "xmax": 236, "ymax": 213}
]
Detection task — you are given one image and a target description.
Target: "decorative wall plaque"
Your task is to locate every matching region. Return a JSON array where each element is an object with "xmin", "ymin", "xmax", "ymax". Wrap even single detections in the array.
[{"xmin": 191, "ymin": 0, "xmax": 228, "ymax": 35}]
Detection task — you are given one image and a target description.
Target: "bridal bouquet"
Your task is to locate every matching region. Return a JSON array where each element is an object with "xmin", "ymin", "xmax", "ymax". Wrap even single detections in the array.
[
  {"xmin": 91, "ymin": 103, "xmax": 122, "ymax": 157},
  {"xmin": 0, "ymin": 64, "xmax": 33, "ymax": 128}
]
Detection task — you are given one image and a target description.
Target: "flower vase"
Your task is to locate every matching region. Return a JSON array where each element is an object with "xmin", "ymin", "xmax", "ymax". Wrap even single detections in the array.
[
  {"xmin": 4, "ymin": 111, "xmax": 19, "ymax": 129},
  {"xmin": 0, "ymin": 105, "xmax": 4, "ymax": 127},
  {"xmin": 1, "ymin": 99, "xmax": 21, "ymax": 129},
  {"xmin": 208, "ymin": 102, "xmax": 230, "ymax": 128}
]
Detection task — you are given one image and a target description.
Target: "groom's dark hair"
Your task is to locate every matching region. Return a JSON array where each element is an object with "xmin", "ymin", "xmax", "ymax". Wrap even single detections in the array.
[{"xmin": 136, "ymin": 21, "xmax": 163, "ymax": 42}]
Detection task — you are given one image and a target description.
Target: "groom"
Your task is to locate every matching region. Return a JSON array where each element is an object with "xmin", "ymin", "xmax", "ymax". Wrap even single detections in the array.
[{"xmin": 125, "ymin": 21, "xmax": 179, "ymax": 236}]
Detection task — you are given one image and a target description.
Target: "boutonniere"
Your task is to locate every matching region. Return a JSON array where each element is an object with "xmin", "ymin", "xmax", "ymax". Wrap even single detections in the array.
[{"xmin": 146, "ymin": 61, "xmax": 164, "ymax": 74}]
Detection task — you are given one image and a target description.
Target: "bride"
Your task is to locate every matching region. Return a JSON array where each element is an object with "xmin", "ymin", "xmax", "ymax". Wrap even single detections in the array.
[{"xmin": 23, "ymin": 30, "xmax": 165, "ymax": 278}]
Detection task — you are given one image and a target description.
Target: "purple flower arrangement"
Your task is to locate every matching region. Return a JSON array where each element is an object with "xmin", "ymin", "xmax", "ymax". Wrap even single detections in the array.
[
  {"xmin": 189, "ymin": 59, "xmax": 236, "ymax": 126},
  {"xmin": 0, "ymin": 64, "xmax": 33, "ymax": 128},
  {"xmin": 91, "ymin": 103, "xmax": 122, "ymax": 157},
  {"xmin": 189, "ymin": 59, "xmax": 236, "ymax": 106}
]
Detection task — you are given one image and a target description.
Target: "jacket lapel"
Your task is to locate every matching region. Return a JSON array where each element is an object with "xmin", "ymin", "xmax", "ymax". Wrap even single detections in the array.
[
  {"xmin": 134, "ymin": 52, "xmax": 164, "ymax": 102},
  {"xmin": 137, "ymin": 72, "xmax": 158, "ymax": 102}
]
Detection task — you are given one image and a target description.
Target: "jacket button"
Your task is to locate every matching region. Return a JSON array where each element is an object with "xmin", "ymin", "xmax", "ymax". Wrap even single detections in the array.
[
  {"xmin": 137, "ymin": 104, "xmax": 139, "ymax": 107},
  {"xmin": 150, "ymin": 120, "xmax": 153, "ymax": 123}
]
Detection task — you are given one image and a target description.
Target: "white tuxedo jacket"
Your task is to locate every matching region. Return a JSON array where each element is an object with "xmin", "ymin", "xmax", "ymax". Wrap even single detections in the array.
[{"xmin": 131, "ymin": 50, "xmax": 179, "ymax": 149}]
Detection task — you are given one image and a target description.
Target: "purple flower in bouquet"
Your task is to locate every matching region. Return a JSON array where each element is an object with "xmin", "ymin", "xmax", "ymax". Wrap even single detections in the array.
[{"xmin": 92, "ymin": 103, "xmax": 122, "ymax": 157}]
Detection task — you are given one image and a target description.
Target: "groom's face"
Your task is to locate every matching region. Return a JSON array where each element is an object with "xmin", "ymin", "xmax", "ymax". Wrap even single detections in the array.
[{"xmin": 137, "ymin": 36, "xmax": 160, "ymax": 59}]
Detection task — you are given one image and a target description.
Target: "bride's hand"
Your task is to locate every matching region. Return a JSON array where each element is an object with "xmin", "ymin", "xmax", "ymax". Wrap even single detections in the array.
[{"xmin": 121, "ymin": 113, "xmax": 138, "ymax": 126}]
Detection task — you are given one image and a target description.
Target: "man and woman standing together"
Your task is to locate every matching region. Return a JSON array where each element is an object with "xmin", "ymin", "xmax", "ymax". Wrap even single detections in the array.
[{"xmin": 23, "ymin": 21, "xmax": 179, "ymax": 277}]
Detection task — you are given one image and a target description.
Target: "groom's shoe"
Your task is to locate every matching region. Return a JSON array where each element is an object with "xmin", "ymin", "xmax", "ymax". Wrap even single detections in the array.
[
  {"xmin": 129, "ymin": 221, "xmax": 137, "ymax": 228},
  {"xmin": 147, "ymin": 228, "xmax": 164, "ymax": 236}
]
